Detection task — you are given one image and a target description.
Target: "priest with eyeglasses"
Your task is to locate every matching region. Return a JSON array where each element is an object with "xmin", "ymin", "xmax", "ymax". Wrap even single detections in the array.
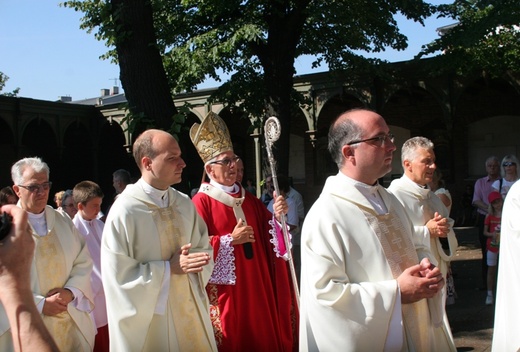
[{"xmin": 0, "ymin": 157, "xmax": 94, "ymax": 352}]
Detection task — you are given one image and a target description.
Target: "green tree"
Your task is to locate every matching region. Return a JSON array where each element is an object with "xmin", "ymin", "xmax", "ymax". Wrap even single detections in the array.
[
  {"xmin": 163, "ymin": 0, "xmax": 434, "ymax": 174},
  {"xmin": 0, "ymin": 72, "xmax": 20, "ymax": 97},
  {"xmin": 64, "ymin": 0, "xmax": 434, "ymax": 174},
  {"xmin": 418, "ymin": 0, "xmax": 520, "ymax": 77},
  {"xmin": 63, "ymin": 0, "xmax": 180, "ymax": 133}
]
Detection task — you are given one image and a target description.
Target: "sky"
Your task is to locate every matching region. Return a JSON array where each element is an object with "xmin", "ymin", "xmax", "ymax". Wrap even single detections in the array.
[{"xmin": 1, "ymin": 0, "xmax": 455, "ymax": 102}]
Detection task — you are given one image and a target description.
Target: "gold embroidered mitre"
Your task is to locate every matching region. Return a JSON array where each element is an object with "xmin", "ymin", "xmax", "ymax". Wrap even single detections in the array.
[{"xmin": 190, "ymin": 111, "xmax": 233, "ymax": 163}]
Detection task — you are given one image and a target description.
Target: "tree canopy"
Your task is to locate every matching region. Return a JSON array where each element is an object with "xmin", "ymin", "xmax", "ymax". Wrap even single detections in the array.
[
  {"xmin": 63, "ymin": 0, "xmax": 436, "ymax": 174},
  {"xmin": 0, "ymin": 72, "xmax": 19, "ymax": 97},
  {"xmin": 418, "ymin": 0, "xmax": 520, "ymax": 77}
]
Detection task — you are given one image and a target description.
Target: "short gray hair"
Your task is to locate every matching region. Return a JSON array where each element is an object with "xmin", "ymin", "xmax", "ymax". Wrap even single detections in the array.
[
  {"xmin": 485, "ymin": 156, "xmax": 499, "ymax": 166},
  {"xmin": 401, "ymin": 137, "xmax": 434, "ymax": 165},
  {"xmin": 11, "ymin": 157, "xmax": 50, "ymax": 185}
]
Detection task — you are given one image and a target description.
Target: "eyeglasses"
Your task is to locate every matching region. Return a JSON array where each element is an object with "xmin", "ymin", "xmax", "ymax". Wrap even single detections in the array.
[
  {"xmin": 18, "ymin": 182, "xmax": 52, "ymax": 193},
  {"xmin": 347, "ymin": 133, "xmax": 395, "ymax": 147},
  {"xmin": 63, "ymin": 203, "xmax": 75, "ymax": 208},
  {"xmin": 503, "ymin": 162, "xmax": 516, "ymax": 167},
  {"xmin": 210, "ymin": 156, "xmax": 240, "ymax": 167}
]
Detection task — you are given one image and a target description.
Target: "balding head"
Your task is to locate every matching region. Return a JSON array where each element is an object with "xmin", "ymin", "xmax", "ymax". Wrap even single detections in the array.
[
  {"xmin": 328, "ymin": 109, "xmax": 396, "ymax": 184},
  {"xmin": 133, "ymin": 129, "xmax": 185, "ymax": 189},
  {"xmin": 133, "ymin": 129, "xmax": 171, "ymax": 170}
]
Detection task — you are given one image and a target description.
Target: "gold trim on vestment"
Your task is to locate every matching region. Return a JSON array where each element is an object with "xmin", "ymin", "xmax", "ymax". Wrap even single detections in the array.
[
  {"xmin": 146, "ymin": 201, "xmax": 215, "ymax": 351},
  {"xmin": 34, "ymin": 230, "xmax": 80, "ymax": 350},
  {"xmin": 352, "ymin": 202, "xmax": 431, "ymax": 351},
  {"xmin": 199, "ymin": 184, "xmax": 247, "ymax": 225}
]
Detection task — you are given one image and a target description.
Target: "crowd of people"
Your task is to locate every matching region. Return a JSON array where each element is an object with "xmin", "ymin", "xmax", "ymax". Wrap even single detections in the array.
[{"xmin": 0, "ymin": 108, "xmax": 518, "ymax": 351}]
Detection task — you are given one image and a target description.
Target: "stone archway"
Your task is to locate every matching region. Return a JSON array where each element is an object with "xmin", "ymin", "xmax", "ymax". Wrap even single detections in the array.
[
  {"xmin": 312, "ymin": 93, "xmax": 364, "ymax": 186},
  {"xmin": 382, "ymin": 85, "xmax": 450, "ymax": 178},
  {"xmin": 467, "ymin": 115, "xmax": 520, "ymax": 176},
  {"xmin": 98, "ymin": 120, "xmax": 136, "ymax": 211},
  {"xmin": 21, "ymin": 118, "xmax": 58, "ymax": 173},
  {"xmin": 178, "ymin": 112, "xmax": 206, "ymax": 194},
  {"xmin": 61, "ymin": 122, "xmax": 94, "ymax": 190},
  {"xmin": 289, "ymin": 108, "xmax": 308, "ymax": 185},
  {"xmin": 455, "ymin": 77, "xmax": 520, "ymax": 195}
]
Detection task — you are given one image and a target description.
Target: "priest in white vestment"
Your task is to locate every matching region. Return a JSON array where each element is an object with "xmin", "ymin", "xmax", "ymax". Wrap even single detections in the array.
[
  {"xmin": 101, "ymin": 129, "xmax": 217, "ymax": 352},
  {"xmin": 388, "ymin": 137, "xmax": 458, "ymax": 279},
  {"xmin": 492, "ymin": 180, "xmax": 520, "ymax": 350},
  {"xmin": 300, "ymin": 109, "xmax": 455, "ymax": 352},
  {"xmin": 0, "ymin": 157, "xmax": 95, "ymax": 352},
  {"xmin": 388, "ymin": 136, "xmax": 457, "ymax": 350}
]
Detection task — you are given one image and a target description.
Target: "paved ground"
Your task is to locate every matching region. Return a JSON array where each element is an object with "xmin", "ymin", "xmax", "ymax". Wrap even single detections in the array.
[{"xmin": 448, "ymin": 227, "xmax": 494, "ymax": 352}]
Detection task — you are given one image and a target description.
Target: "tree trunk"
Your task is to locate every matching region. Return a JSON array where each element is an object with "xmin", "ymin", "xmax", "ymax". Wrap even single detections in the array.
[
  {"xmin": 257, "ymin": 2, "xmax": 308, "ymax": 176},
  {"xmin": 111, "ymin": 0, "xmax": 177, "ymax": 133}
]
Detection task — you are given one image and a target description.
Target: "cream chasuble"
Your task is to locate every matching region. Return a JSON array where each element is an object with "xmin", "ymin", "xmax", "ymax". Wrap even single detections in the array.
[
  {"xmin": 149, "ymin": 202, "xmax": 215, "ymax": 351},
  {"xmin": 388, "ymin": 176, "xmax": 457, "ymax": 351},
  {"xmin": 388, "ymin": 176, "xmax": 458, "ymax": 278},
  {"xmin": 0, "ymin": 206, "xmax": 94, "ymax": 352},
  {"xmin": 36, "ymin": 230, "xmax": 82, "ymax": 350},
  {"xmin": 101, "ymin": 182, "xmax": 216, "ymax": 352},
  {"xmin": 357, "ymin": 204, "xmax": 431, "ymax": 351},
  {"xmin": 300, "ymin": 174, "xmax": 455, "ymax": 352}
]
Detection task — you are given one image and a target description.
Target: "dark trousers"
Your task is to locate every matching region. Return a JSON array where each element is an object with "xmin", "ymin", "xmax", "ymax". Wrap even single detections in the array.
[{"xmin": 477, "ymin": 213, "xmax": 488, "ymax": 289}]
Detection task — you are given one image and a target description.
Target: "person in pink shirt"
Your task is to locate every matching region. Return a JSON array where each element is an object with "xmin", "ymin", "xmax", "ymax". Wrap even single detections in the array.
[{"xmin": 472, "ymin": 156, "xmax": 500, "ymax": 290}]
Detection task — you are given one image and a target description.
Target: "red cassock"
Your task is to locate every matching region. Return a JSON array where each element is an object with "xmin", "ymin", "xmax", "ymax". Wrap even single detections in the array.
[{"xmin": 192, "ymin": 183, "xmax": 299, "ymax": 352}]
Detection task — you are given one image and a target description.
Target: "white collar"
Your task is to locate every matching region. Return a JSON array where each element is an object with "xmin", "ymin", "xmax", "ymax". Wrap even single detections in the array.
[
  {"xmin": 402, "ymin": 174, "xmax": 431, "ymax": 198},
  {"xmin": 338, "ymin": 172, "xmax": 387, "ymax": 214},
  {"xmin": 28, "ymin": 210, "xmax": 47, "ymax": 237},
  {"xmin": 209, "ymin": 179, "xmax": 239, "ymax": 194},
  {"xmin": 338, "ymin": 172, "xmax": 380, "ymax": 194},
  {"xmin": 137, "ymin": 178, "xmax": 169, "ymax": 207}
]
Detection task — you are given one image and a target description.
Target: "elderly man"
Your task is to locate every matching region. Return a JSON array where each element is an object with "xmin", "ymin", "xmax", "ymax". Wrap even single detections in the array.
[
  {"xmin": 388, "ymin": 138, "xmax": 458, "ymax": 283},
  {"xmin": 388, "ymin": 137, "xmax": 458, "ymax": 347},
  {"xmin": 190, "ymin": 112, "xmax": 298, "ymax": 351},
  {"xmin": 472, "ymin": 156, "xmax": 500, "ymax": 290},
  {"xmin": 0, "ymin": 157, "xmax": 95, "ymax": 352},
  {"xmin": 300, "ymin": 109, "xmax": 455, "ymax": 351},
  {"xmin": 0, "ymin": 204, "xmax": 59, "ymax": 352},
  {"xmin": 101, "ymin": 129, "xmax": 217, "ymax": 351}
]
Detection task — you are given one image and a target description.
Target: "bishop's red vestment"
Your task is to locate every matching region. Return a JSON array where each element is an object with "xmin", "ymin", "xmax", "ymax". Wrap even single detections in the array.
[{"xmin": 192, "ymin": 182, "xmax": 298, "ymax": 351}]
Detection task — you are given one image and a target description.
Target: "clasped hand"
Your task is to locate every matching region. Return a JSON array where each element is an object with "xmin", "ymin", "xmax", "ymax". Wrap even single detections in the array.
[
  {"xmin": 426, "ymin": 212, "xmax": 450, "ymax": 238},
  {"xmin": 170, "ymin": 243, "xmax": 211, "ymax": 275},
  {"xmin": 398, "ymin": 258, "xmax": 444, "ymax": 304},
  {"xmin": 43, "ymin": 288, "xmax": 74, "ymax": 316}
]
